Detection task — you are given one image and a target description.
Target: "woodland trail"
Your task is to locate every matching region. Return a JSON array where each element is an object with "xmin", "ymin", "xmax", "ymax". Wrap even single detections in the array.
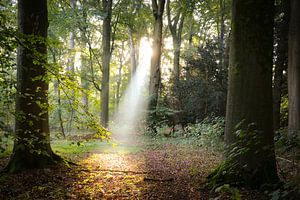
[{"xmin": 0, "ymin": 135, "xmax": 268, "ymax": 200}]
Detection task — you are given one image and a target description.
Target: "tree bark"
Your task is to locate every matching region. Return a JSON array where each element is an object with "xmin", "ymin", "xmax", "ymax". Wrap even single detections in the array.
[
  {"xmin": 223, "ymin": 0, "xmax": 278, "ymax": 187},
  {"xmin": 6, "ymin": 0, "xmax": 60, "ymax": 173},
  {"xmin": 101, "ymin": 0, "xmax": 112, "ymax": 127},
  {"xmin": 149, "ymin": 0, "xmax": 165, "ymax": 110},
  {"xmin": 288, "ymin": 0, "xmax": 300, "ymax": 138}
]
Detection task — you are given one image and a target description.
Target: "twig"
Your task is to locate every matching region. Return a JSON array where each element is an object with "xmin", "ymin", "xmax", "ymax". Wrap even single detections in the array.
[
  {"xmin": 79, "ymin": 168, "xmax": 150, "ymax": 174},
  {"xmin": 143, "ymin": 177, "xmax": 174, "ymax": 182},
  {"xmin": 276, "ymin": 156, "xmax": 297, "ymax": 165}
]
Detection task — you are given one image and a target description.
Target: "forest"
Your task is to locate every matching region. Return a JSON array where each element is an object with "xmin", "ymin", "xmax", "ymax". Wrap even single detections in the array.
[{"xmin": 0, "ymin": 0, "xmax": 299, "ymax": 199}]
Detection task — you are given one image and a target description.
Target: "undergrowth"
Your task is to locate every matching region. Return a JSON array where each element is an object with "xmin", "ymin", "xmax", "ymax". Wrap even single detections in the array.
[{"xmin": 186, "ymin": 117, "xmax": 225, "ymax": 150}]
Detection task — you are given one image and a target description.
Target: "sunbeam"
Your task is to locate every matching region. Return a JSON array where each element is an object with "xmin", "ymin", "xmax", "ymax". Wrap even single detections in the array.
[{"xmin": 110, "ymin": 38, "xmax": 152, "ymax": 142}]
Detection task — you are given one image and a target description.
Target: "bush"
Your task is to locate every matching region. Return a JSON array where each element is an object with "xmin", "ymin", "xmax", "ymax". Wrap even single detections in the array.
[{"xmin": 186, "ymin": 116, "xmax": 225, "ymax": 149}]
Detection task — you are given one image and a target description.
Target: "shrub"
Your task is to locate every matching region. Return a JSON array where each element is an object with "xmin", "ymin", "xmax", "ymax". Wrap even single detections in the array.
[{"xmin": 186, "ymin": 116, "xmax": 225, "ymax": 149}]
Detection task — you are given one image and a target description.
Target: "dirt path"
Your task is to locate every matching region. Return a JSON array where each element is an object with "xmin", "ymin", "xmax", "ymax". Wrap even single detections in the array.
[{"xmin": 0, "ymin": 136, "xmax": 268, "ymax": 199}]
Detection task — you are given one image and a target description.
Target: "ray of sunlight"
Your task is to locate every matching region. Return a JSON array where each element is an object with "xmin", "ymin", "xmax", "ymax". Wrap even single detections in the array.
[{"xmin": 110, "ymin": 37, "xmax": 152, "ymax": 143}]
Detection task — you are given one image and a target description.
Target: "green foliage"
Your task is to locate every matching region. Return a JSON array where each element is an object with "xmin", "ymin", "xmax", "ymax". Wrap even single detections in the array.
[
  {"xmin": 146, "ymin": 105, "xmax": 177, "ymax": 136},
  {"xmin": 275, "ymin": 128, "xmax": 300, "ymax": 152},
  {"xmin": 280, "ymin": 95, "xmax": 288, "ymax": 127},
  {"xmin": 186, "ymin": 117, "xmax": 225, "ymax": 149},
  {"xmin": 47, "ymin": 58, "xmax": 111, "ymax": 140},
  {"xmin": 205, "ymin": 157, "xmax": 243, "ymax": 190},
  {"xmin": 175, "ymin": 40, "xmax": 227, "ymax": 123},
  {"xmin": 0, "ymin": 0, "xmax": 17, "ymax": 152},
  {"xmin": 214, "ymin": 184, "xmax": 241, "ymax": 200}
]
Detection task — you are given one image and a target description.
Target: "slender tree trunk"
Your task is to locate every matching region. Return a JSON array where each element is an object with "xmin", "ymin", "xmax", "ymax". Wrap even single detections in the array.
[
  {"xmin": 149, "ymin": 0, "xmax": 165, "ymax": 110},
  {"xmin": 166, "ymin": 0, "xmax": 185, "ymax": 80},
  {"xmin": 101, "ymin": 0, "xmax": 112, "ymax": 127},
  {"xmin": 221, "ymin": 0, "xmax": 278, "ymax": 187},
  {"xmin": 67, "ymin": 0, "xmax": 76, "ymax": 134},
  {"xmin": 288, "ymin": 0, "xmax": 300, "ymax": 138},
  {"xmin": 51, "ymin": 52, "xmax": 65, "ymax": 137},
  {"xmin": 128, "ymin": 27, "xmax": 137, "ymax": 77},
  {"xmin": 219, "ymin": 0, "xmax": 225, "ymax": 68},
  {"xmin": 80, "ymin": 56, "xmax": 89, "ymax": 112},
  {"xmin": 273, "ymin": 0, "xmax": 290, "ymax": 131},
  {"xmin": 6, "ymin": 0, "xmax": 60, "ymax": 173},
  {"xmin": 185, "ymin": 10, "xmax": 194, "ymax": 78},
  {"xmin": 116, "ymin": 42, "xmax": 124, "ymax": 107},
  {"xmin": 116, "ymin": 67, "xmax": 122, "ymax": 107},
  {"xmin": 56, "ymin": 80, "xmax": 65, "ymax": 137}
]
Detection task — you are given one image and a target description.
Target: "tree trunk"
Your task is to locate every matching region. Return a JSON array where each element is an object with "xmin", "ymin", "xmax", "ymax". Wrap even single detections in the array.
[
  {"xmin": 116, "ymin": 42, "xmax": 124, "ymax": 108},
  {"xmin": 166, "ymin": 0, "xmax": 185, "ymax": 80},
  {"xmin": 56, "ymin": 80, "xmax": 65, "ymax": 137},
  {"xmin": 51, "ymin": 52, "xmax": 65, "ymax": 137},
  {"xmin": 273, "ymin": 0, "xmax": 290, "ymax": 131},
  {"xmin": 66, "ymin": 0, "xmax": 77, "ymax": 134},
  {"xmin": 128, "ymin": 27, "xmax": 137, "ymax": 77},
  {"xmin": 219, "ymin": 0, "xmax": 226, "ymax": 69},
  {"xmin": 101, "ymin": 0, "xmax": 112, "ymax": 127},
  {"xmin": 149, "ymin": 0, "xmax": 165, "ymax": 110},
  {"xmin": 80, "ymin": 55, "xmax": 89, "ymax": 112},
  {"xmin": 6, "ymin": 0, "xmax": 60, "ymax": 173},
  {"xmin": 213, "ymin": 0, "xmax": 278, "ymax": 188},
  {"xmin": 288, "ymin": 0, "xmax": 300, "ymax": 138}
]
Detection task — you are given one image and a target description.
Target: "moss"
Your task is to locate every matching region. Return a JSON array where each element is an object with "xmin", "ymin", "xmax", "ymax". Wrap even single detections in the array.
[{"xmin": 4, "ymin": 148, "xmax": 62, "ymax": 173}]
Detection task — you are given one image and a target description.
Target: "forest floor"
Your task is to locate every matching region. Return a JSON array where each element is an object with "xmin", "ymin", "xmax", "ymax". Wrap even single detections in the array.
[{"xmin": 0, "ymin": 133, "xmax": 277, "ymax": 199}]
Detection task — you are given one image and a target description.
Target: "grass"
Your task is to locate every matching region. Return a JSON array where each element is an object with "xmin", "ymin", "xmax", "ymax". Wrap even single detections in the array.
[
  {"xmin": 52, "ymin": 139, "xmax": 144, "ymax": 155},
  {"xmin": 0, "ymin": 133, "xmax": 216, "ymax": 158},
  {"xmin": 0, "ymin": 137, "xmax": 145, "ymax": 158}
]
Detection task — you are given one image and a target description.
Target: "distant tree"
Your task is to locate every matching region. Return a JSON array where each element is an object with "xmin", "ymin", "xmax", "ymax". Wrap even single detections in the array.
[
  {"xmin": 6, "ymin": 0, "xmax": 60, "ymax": 172},
  {"xmin": 208, "ymin": 0, "xmax": 278, "ymax": 188},
  {"xmin": 166, "ymin": 0, "xmax": 186, "ymax": 80},
  {"xmin": 66, "ymin": 0, "xmax": 77, "ymax": 134},
  {"xmin": 101, "ymin": 0, "xmax": 112, "ymax": 127},
  {"xmin": 149, "ymin": 0, "xmax": 165, "ymax": 110}
]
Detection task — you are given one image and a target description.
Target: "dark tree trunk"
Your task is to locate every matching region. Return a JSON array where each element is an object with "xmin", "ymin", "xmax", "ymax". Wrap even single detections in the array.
[
  {"xmin": 6, "ymin": 0, "xmax": 60, "ymax": 173},
  {"xmin": 273, "ymin": 0, "xmax": 290, "ymax": 131},
  {"xmin": 101, "ymin": 0, "xmax": 112, "ymax": 127},
  {"xmin": 149, "ymin": 0, "xmax": 165, "ymax": 110},
  {"xmin": 210, "ymin": 0, "xmax": 278, "ymax": 188},
  {"xmin": 288, "ymin": 0, "xmax": 300, "ymax": 138}
]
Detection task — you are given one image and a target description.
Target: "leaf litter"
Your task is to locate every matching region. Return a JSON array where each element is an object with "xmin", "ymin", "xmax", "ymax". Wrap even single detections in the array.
[{"xmin": 0, "ymin": 135, "xmax": 269, "ymax": 199}]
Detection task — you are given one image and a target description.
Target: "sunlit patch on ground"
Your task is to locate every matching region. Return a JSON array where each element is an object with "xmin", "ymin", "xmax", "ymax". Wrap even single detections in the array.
[
  {"xmin": 0, "ymin": 136, "xmax": 271, "ymax": 200},
  {"xmin": 63, "ymin": 137, "xmax": 223, "ymax": 199}
]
